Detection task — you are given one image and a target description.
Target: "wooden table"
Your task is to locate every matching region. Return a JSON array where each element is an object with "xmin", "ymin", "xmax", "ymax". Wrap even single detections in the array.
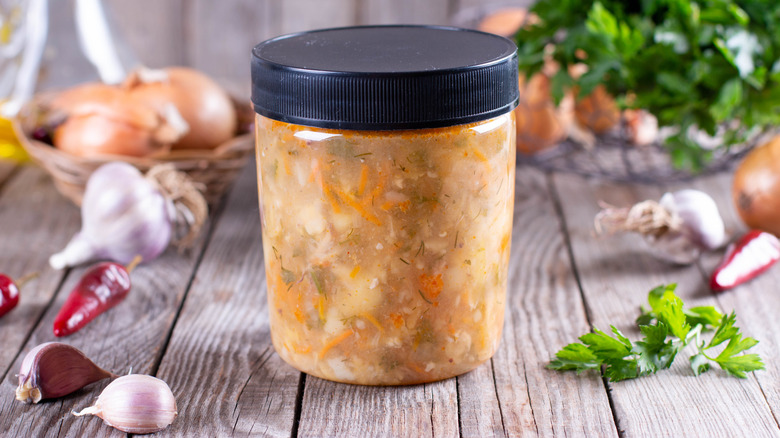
[{"xmin": 0, "ymin": 156, "xmax": 778, "ymax": 437}]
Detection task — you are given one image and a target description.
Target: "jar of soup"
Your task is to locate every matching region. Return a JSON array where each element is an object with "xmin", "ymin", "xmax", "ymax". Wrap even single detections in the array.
[{"xmin": 251, "ymin": 25, "xmax": 518, "ymax": 385}]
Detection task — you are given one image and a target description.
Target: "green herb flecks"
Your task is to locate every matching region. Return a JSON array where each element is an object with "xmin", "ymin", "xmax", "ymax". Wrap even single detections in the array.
[{"xmin": 548, "ymin": 284, "xmax": 764, "ymax": 381}]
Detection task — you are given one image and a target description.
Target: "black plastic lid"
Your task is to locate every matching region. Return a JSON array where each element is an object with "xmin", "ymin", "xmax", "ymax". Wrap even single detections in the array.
[{"xmin": 251, "ymin": 25, "xmax": 519, "ymax": 130}]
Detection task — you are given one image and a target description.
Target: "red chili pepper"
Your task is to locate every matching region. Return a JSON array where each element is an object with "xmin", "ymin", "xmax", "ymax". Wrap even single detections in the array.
[
  {"xmin": 710, "ymin": 230, "xmax": 780, "ymax": 292},
  {"xmin": 0, "ymin": 274, "xmax": 20, "ymax": 318},
  {"xmin": 53, "ymin": 261, "xmax": 134, "ymax": 337}
]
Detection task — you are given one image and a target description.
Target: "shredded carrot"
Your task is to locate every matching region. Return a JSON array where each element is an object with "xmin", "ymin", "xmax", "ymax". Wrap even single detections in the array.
[
  {"xmin": 319, "ymin": 330, "xmax": 353, "ymax": 359},
  {"xmin": 349, "ymin": 265, "xmax": 361, "ymax": 279},
  {"xmin": 471, "ymin": 148, "xmax": 492, "ymax": 172},
  {"xmin": 293, "ymin": 343, "xmax": 312, "ymax": 354},
  {"xmin": 500, "ymin": 232, "xmax": 510, "ymax": 253},
  {"xmin": 281, "ymin": 153, "xmax": 292, "ymax": 176},
  {"xmin": 419, "ymin": 273, "xmax": 444, "ymax": 300},
  {"xmin": 359, "ymin": 313, "xmax": 384, "ymax": 332},
  {"xmin": 322, "ymin": 184, "xmax": 342, "ymax": 214},
  {"xmin": 408, "ymin": 362, "xmax": 425, "ymax": 374},
  {"xmin": 315, "ymin": 295, "xmax": 326, "ymax": 322},
  {"xmin": 389, "ymin": 313, "xmax": 404, "ymax": 329},
  {"xmin": 357, "ymin": 164, "xmax": 369, "ymax": 196},
  {"xmin": 294, "ymin": 307, "xmax": 305, "ymax": 323},
  {"xmin": 334, "ymin": 188, "xmax": 382, "ymax": 226}
]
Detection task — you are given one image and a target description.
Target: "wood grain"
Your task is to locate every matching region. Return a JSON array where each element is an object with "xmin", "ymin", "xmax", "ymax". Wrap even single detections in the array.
[
  {"xmin": 186, "ymin": 0, "xmax": 279, "ymax": 97},
  {"xmin": 107, "ymin": 0, "xmax": 186, "ymax": 68},
  {"xmin": 0, "ymin": 167, "xmax": 80, "ymax": 382},
  {"xmin": 298, "ymin": 377, "xmax": 458, "ymax": 437},
  {"xmin": 358, "ymin": 0, "xmax": 450, "ymax": 25},
  {"xmin": 692, "ymin": 173, "xmax": 780, "ymax": 428},
  {"xmin": 491, "ymin": 168, "xmax": 617, "ymax": 437},
  {"xmin": 0, "ymin": 173, "xmax": 212, "ymax": 437},
  {"xmin": 551, "ymin": 172, "xmax": 780, "ymax": 437},
  {"xmin": 154, "ymin": 161, "xmax": 299, "ymax": 437}
]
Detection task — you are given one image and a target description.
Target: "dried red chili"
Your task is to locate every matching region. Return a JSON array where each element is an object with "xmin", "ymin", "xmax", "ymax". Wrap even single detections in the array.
[
  {"xmin": 53, "ymin": 259, "xmax": 138, "ymax": 337},
  {"xmin": 710, "ymin": 230, "xmax": 780, "ymax": 292}
]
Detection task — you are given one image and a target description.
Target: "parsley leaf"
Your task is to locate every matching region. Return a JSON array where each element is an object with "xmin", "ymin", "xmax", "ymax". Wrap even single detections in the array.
[
  {"xmin": 714, "ymin": 335, "xmax": 764, "ymax": 378},
  {"xmin": 549, "ymin": 284, "xmax": 764, "ymax": 381},
  {"xmin": 516, "ymin": 0, "xmax": 780, "ymax": 171},
  {"xmin": 548, "ymin": 343, "xmax": 601, "ymax": 373}
]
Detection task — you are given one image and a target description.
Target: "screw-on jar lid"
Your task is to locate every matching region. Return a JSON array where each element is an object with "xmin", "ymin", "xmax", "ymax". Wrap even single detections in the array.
[{"xmin": 251, "ymin": 25, "xmax": 519, "ymax": 130}]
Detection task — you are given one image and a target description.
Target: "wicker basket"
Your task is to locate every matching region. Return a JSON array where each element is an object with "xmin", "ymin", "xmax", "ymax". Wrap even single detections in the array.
[{"xmin": 13, "ymin": 97, "xmax": 254, "ymax": 206}]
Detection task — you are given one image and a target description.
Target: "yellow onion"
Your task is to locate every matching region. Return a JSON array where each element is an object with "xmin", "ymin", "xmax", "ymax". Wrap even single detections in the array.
[
  {"xmin": 733, "ymin": 135, "xmax": 780, "ymax": 236},
  {"xmin": 574, "ymin": 85, "xmax": 620, "ymax": 134},
  {"xmin": 515, "ymin": 73, "xmax": 566, "ymax": 154},
  {"xmin": 124, "ymin": 67, "xmax": 237, "ymax": 150},
  {"xmin": 50, "ymin": 83, "xmax": 188, "ymax": 157}
]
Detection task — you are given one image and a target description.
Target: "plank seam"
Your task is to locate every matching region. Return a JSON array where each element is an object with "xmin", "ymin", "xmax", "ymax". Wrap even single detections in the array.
[
  {"xmin": 456, "ymin": 376, "xmax": 463, "ymax": 438},
  {"xmin": 148, "ymin": 195, "xmax": 229, "ymax": 377},
  {"xmin": 0, "ymin": 267, "xmax": 71, "ymax": 386},
  {"xmin": 290, "ymin": 373, "xmax": 306, "ymax": 438},
  {"xmin": 545, "ymin": 172, "xmax": 624, "ymax": 437},
  {"xmin": 489, "ymin": 358, "xmax": 509, "ymax": 437}
]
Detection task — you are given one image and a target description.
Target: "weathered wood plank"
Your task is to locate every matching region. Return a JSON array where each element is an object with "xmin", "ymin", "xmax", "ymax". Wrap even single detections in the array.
[
  {"xmin": 186, "ymin": 0, "xmax": 279, "ymax": 97},
  {"xmin": 0, "ymin": 167, "xmax": 79, "ymax": 381},
  {"xmin": 298, "ymin": 377, "xmax": 458, "ymax": 437},
  {"xmin": 0, "ymin": 173, "xmax": 212, "ymax": 437},
  {"xmin": 153, "ymin": 161, "xmax": 299, "ymax": 437},
  {"xmin": 106, "ymin": 0, "xmax": 186, "ymax": 68},
  {"xmin": 280, "ymin": 0, "xmax": 357, "ymax": 34},
  {"xmin": 0, "ymin": 161, "xmax": 16, "ymax": 184},
  {"xmin": 693, "ymin": 173, "xmax": 780, "ymax": 428},
  {"xmin": 552, "ymin": 172, "xmax": 780, "ymax": 437},
  {"xmin": 490, "ymin": 167, "xmax": 617, "ymax": 437},
  {"xmin": 358, "ymin": 0, "xmax": 450, "ymax": 25}
]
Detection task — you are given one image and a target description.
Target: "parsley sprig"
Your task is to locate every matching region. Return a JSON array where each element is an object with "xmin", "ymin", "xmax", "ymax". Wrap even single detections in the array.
[{"xmin": 548, "ymin": 284, "xmax": 764, "ymax": 381}]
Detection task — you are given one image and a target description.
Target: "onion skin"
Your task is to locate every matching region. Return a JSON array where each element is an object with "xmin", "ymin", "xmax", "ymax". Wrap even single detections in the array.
[
  {"xmin": 50, "ymin": 83, "xmax": 182, "ymax": 157},
  {"xmin": 127, "ymin": 67, "xmax": 237, "ymax": 150},
  {"xmin": 733, "ymin": 136, "xmax": 780, "ymax": 236},
  {"xmin": 574, "ymin": 85, "xmax": 620, "ymax": 134},
  {"xmin": 54, "ymin": 115, "xmax": 160, "ymax": 157},
  {"xmin": 515, "ymin": 73, "xmax": 566, "ymax": 154}
]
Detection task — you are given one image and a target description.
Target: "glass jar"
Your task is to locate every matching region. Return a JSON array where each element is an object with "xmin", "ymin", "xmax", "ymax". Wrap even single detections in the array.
[{"xmin": 251, "ymin": 25, "xmax": 518, "ymax": 385}]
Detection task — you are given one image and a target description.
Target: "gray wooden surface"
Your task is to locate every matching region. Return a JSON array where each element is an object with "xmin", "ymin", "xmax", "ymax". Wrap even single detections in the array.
[
  {"xmin": 0, "ymin": 154, "xmax": 778, "ymax": 437},
  {"xmin": 5, "ymin": 1, "xmax": 780, "ymax": 436}
]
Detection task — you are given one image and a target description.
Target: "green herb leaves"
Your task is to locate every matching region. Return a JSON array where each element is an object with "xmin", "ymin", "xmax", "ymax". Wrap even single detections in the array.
[
  {"xmin": 548, "ymin": 284, "xmax": 764, "ymax": 381},
  {"xmin": 516, "ymin": 0, "xmax": 780, "ymax": 170}
]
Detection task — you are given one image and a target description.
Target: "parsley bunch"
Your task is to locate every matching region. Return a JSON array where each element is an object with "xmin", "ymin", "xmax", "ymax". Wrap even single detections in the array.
[
  {"xmin": 548, "ymin": 284, "xmax": 764, "ymax": 381},
  {"xmin": 516, "ymin": 0, "xmax": 780, "ymax": 170}
]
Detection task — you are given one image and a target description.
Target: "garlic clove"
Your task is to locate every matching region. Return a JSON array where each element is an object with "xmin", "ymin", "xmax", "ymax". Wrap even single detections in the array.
[
  {"xmin": 15, "ymin": 342, "xmax": 116, "ymax": 403},
  {"xmin": 74, "ymin": 374, "xmax": 177, "ymax": 434},
  {"xmin": 660, "ymin": 189, "xmax": 726, "ymax": 251}
]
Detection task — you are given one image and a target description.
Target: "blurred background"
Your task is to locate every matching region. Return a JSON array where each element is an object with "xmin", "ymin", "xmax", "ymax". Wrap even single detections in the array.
[{"xmin": 39, "ymin": 0, "xmax": 528, "ymax": 96}]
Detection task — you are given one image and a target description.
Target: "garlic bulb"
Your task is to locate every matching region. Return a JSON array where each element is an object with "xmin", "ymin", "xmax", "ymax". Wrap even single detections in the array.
[
  {"xmin": 16, "ymin": 342, "xmax": 115, "ymax": 403},
  {"xmin": 49, "ymin": 162, "xmax": 173, "ymax": 269},
  {"xmin": 49, "ymin": 162, "xmax": 207, "ymax": 270},
  {"xmin": 595, "ymin": 189, "xmax": 726, "ymax": 265},
  {"xmin": 74, "ymin": 374, "xmax": 177, "ymax": 434}
]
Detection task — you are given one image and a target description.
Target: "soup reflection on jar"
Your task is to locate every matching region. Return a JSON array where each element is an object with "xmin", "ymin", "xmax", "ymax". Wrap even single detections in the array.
[{"xmin": 252, "ymin": 25, "xmax": 519, "ymax": 385}]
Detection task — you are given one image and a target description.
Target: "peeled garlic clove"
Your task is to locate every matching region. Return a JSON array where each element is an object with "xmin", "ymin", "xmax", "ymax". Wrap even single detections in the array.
[
  {"xmin": 74, "ymin": 374, "xmax": 177, "ymax": 434},
  {"xmin": 16, "ymin": 342, "xmax": 115, "ymax": 403},
  {"xmin": 660, "ymin": 189, "xmax": 726, "ymax": 251}
]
